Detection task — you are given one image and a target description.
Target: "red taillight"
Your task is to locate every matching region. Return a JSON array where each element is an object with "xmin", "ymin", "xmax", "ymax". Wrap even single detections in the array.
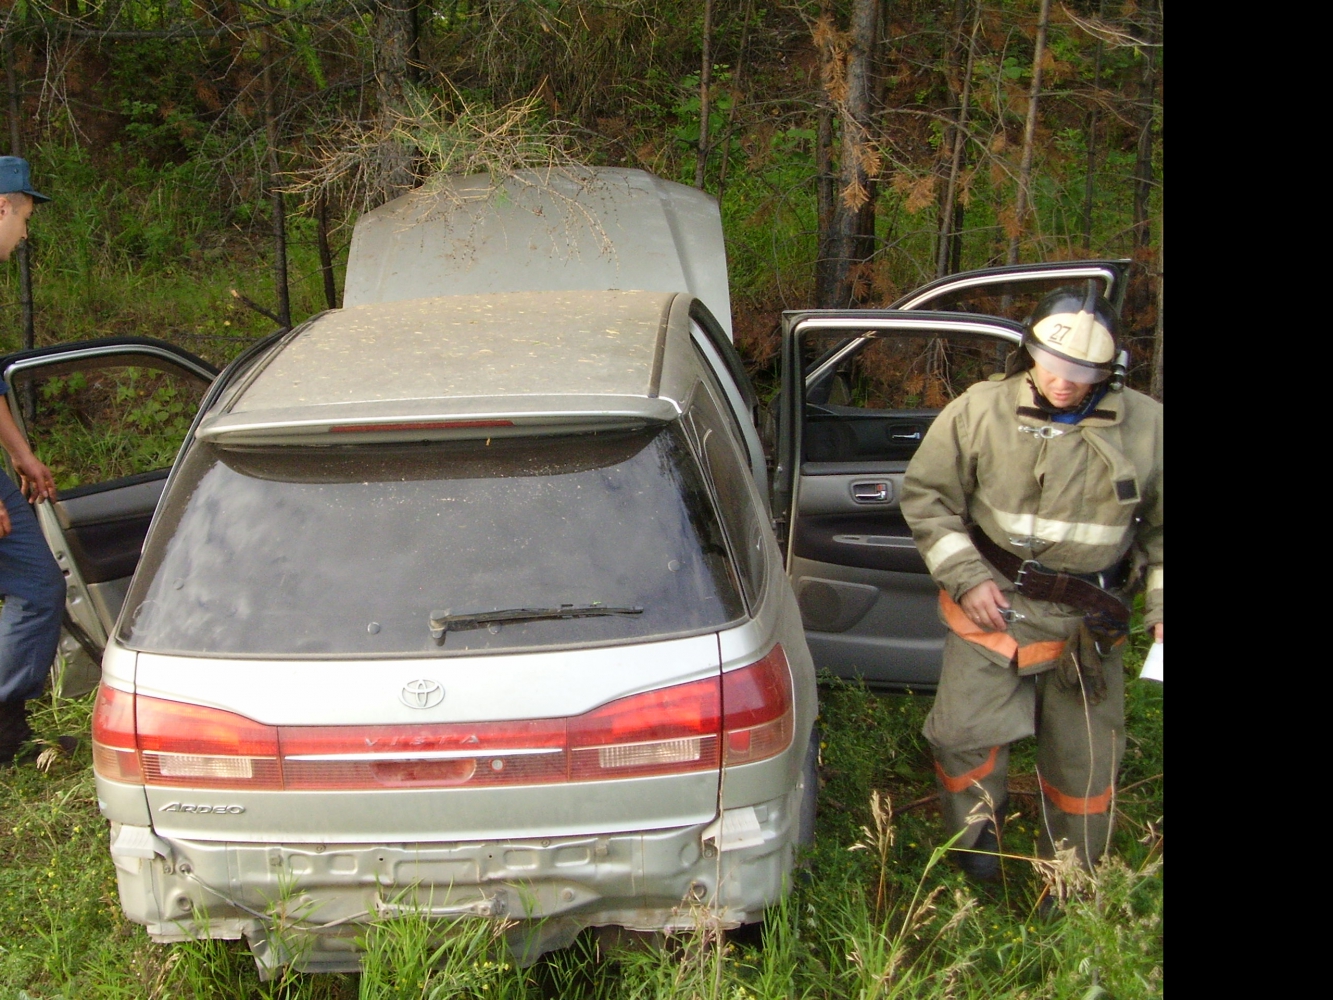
[
  {"xmin": 137, "ymin": 696, "xmax": 282, "ymax": 789},
  {"xmin": 87, "ymin": 646, "xmax": 793, "ymax": 791},
  {"xmin": 722, "ymin": 645, "xmax": 794, "ymax": 766},
  {"xmin": 91, "ymin": 684, "xmax": 142, "ymax": 783},
  {"xmin": 136, "ymin": 697, "xmax": 280, "ymax": 757},
  {"xmin": 569, "ymin": 676, "xmax": 722, "ymax": 780},
  {"xmin": 92, "ymin": 686, "xmax": 281, "ymax": 788}
]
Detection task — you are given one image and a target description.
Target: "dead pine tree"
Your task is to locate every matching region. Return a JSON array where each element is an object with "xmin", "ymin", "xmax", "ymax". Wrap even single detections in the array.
[
  {"xmin": 819, "ymin": 0, "xmax": 881, "ymax": 308},
  {"xmin": 373, "ymin": 0, "xmax": 418, "ymax": 203},
  {"xmin": 1006, "ymin": 0, "xmax": 1052, "ymax": 266}
]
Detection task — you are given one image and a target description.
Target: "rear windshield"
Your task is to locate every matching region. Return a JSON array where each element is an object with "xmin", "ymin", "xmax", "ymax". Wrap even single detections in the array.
[{"xmin": 119, "ymin": 427, "xmax": 744, "ymax": 657}]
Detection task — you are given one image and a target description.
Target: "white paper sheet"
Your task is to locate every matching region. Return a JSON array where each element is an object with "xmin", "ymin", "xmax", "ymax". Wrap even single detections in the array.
[{"xmin": 1140, "ymin": 642, "xmax": 1163, "ymax": 682}]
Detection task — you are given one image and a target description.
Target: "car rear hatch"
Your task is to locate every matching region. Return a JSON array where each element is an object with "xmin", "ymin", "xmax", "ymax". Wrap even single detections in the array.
[
  {"xmin": 98, "ymin": 421, "xmax": 796, "ymax": 843},
  {"xmin": 341, "ymin": 167, "xmax": 734, "ymax": 338}
]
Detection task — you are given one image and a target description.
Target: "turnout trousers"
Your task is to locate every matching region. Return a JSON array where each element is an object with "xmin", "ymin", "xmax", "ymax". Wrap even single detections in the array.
[
  {"xmin": 922, "ymin": 594, "xmax": 1127, "ymax": 869},
  {"xmin": 0, "ymin": 471, "xmax": 65, "ymax": 706}
]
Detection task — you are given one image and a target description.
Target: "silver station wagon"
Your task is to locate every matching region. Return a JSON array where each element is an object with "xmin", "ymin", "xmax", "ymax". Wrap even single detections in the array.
[{"xmin": 1, "ymin": 166, "xmax": 1131, "ymax": 974}]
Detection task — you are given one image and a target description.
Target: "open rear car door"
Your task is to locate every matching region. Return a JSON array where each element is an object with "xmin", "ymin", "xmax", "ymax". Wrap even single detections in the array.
[
  {"xmin": 772, "ymin": 260, "xmax": 1129, "ymax": 689},
  {"xmin": 1, "ymin": 339, "xmax": 217, "ymax": 695}
]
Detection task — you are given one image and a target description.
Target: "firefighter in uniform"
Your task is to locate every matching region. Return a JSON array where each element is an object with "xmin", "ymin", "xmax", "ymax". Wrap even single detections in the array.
[{"xmin": 901, "ymin": 284, "xmax": 1163, "ymax": 878}]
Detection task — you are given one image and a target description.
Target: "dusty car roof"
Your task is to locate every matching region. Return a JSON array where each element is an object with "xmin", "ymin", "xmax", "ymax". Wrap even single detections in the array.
[{"xmin": 196, "ymin": 289, "xmax": 684, "ymax": 444}]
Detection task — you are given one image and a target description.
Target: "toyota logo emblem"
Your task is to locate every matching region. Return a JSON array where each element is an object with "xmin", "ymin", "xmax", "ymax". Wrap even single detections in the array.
[{"xmin": 400, "ymin": 679, "xmax": 444, "ymax": 709}]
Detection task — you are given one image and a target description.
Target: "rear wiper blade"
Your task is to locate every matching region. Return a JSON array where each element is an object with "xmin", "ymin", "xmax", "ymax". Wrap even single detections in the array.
[{"xmin": 429, "ymin": 604, "xmax": 643, "ymax": 640}]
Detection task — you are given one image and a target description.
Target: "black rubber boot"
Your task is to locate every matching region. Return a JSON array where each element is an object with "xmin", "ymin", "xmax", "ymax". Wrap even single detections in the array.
[
  {"xmin": 0, "ymin": 698, "xmax": 34, "ymax": 766},
  {"xmin": 956, "ymin": 796, "xmax": 1010, "ymax": 882},
  {"xmin": 1036, "ymin": 890, "xmax": 1062, "ymax": 921},
  {"xmin": 956, "ymin": 819, "xmax": 1002, "ymax": 881}
]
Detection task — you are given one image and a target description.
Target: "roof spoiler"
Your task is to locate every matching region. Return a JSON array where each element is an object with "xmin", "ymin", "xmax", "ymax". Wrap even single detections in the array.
[{"xmin": 195, "ymin": 396, "xmax": 681, "ymax": 446}]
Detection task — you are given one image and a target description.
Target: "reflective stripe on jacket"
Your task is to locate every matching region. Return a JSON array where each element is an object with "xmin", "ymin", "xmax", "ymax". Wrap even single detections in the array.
[{"xmin": 901, "ymin": 373, "xmax": 1164, "ymax": 629}]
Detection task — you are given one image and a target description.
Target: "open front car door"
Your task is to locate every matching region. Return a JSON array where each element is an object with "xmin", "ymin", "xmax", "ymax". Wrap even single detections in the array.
[
  {"xmin": 772, "ymin": 260, "xmax": 1129, "ymax": 689},
  {"xmin": 1, "ymin": 338, "xmax": 217, "ymax": 696}
]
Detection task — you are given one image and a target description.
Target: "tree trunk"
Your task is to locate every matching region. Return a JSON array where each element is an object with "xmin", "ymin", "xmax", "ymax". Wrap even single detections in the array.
[
  {"xmin": 715, "ymin": 0, "xmax": 754, "ymax": 205},
  {"xmin": 827, "ymin": 0, "xmax": 880, "ymax": 307},
  {"xmin": 935, "ymin": 3, "xmax": 961, "ymax": 280},
  {"xmin": 1150, "ymin": 218, "xmax": 1163, "ymax": 401},
  {"xmin": 1132, "ymin": 0, "xmax": 1159, "ymax": 248},
  {"xmin": 316, "ymin": 194, "xmax": 338, "ymax": 311},
  {"xmin": 374, "ymin": 0, "xmax": 417, "ymax": 202},
  {"xmin": 862, "ymin": 0, "xmax": 889, "ymax": 268},
  {"xmin": 950, "ymin": 200, "xmax": 964, "ymax": 274},
  {"xmin": 262, "ymin": 37, "xmax": 291, "ymax": 329},
  {"xmin": 694, "ymin": 0, "xmax": 713, "ymax": 190},
  {"xmin": 937, "ymin": 1, "xmax": 979, "ymax": 280},
  {"xmin": 815, "ymin": 101, "xmax": 836, "ymax": 305},
  {"xmin": 408, "ymin": 0, "xmax": 422, "ymax": 85},
  {"xmin": 5, "ymin": 26, "xmax": 38, "ymax": 422},
  {"xmin": 4, "ymin": 28, "xmax": 36, "ymax": 367},
  {"xmin": 1081, "ymin": 0, "xmax": 1106, "ymax": 252},
  {"xmin": 1006, "ymin": 0, "xmax": 1051, "ymax": 266}
]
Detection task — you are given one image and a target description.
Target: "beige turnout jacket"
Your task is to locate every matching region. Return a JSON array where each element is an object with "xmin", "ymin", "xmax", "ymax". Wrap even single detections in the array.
[{"xmin": 902, "ymin": 373, "xmax": 1163, "ymax": 632}]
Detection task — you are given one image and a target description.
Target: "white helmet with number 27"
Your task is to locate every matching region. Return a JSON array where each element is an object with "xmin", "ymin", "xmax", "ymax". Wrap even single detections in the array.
[{"xmin": 1025, "ymin": 282, "xmax": 1120, "ymax": 385}]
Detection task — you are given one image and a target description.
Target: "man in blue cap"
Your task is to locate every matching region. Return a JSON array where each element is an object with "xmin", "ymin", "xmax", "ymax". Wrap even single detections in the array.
[{"xmin": 0, "ymin": 155, "xmax": 67, "ymax": 766}]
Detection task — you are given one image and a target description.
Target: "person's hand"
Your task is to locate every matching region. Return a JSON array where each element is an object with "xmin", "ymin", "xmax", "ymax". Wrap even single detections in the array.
[
  {"xmin": 13, "ymin": 453, "xmax": 56, "ymax": 504},
  {"xmin": 0, "ymin": 496, "xmax": 9, "ymax": 538},
  {"xmin": 1153, "ymin": 622, "xmax": 1163, "ymax": 643},
  {"xmin": 960, "ymin": 579, "xmax": 1010, "ymax": 632}
]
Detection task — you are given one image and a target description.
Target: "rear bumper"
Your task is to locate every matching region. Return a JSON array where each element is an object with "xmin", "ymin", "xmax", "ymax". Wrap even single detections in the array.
[{"xmin": 110, "ymin": 785, "xmax": 801, "ymax": 973}]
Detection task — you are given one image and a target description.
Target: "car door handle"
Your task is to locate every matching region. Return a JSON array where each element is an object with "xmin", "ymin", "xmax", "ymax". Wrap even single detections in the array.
[
  {"xmin": 888, "ymin": 424, "xmax": 921, "ymax": 442},
  {"xmin": 851, "ymin": 481, "xmax": 892, "ymax": 503}
]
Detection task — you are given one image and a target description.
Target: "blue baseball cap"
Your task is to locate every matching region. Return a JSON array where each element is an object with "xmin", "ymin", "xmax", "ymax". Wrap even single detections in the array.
[{"xmin": 0, "ymin": 156, "xmax": 50, "ymax": 203}]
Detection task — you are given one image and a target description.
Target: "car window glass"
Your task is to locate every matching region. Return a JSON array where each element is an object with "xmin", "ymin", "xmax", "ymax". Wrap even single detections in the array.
[
  {"xmin": 10, "ymin": 363, "xmax": 209, "ymax": 491},
  {"xmin": 689, "ymin": 333, "xmax": 752, "ymax": 443},
  {"xmin": 802, "ymin": 333, "xmax": 1007, "ymax": 465},
  {"xmin": 686, "ymin": 383, "xmax": 767, "ymax": 612},
  {"xmin": 690, "ymin": 315, "xmax": 758, "ymax": 416},
  {"xmin": 119, "ymin": 426, "xmax": 744, "ymax": 657}
]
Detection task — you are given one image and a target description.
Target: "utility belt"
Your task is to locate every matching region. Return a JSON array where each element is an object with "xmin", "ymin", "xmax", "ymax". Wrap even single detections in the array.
[{"xmin": 967, "ymin": 525, "xmax": 1130, "ymax": 634}]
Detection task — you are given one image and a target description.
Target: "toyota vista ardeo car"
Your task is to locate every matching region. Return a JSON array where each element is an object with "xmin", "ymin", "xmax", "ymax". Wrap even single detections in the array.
[
  {"xmin": 88, "ymin": 285, "xmax": 819, "ymax": 972},
  {"xmin": 1, "ymin": 166, "xmax": 1131, "ymax": 974}
]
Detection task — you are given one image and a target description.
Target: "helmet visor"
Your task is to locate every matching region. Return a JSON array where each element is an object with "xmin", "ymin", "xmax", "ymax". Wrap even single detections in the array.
[{"xmin": 1027, "ymin": 343, "xmax": 1111, "ymax": 385}]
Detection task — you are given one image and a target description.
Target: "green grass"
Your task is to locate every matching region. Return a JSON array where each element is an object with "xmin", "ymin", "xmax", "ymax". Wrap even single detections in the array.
[
  {"xmin": 0, "ymin": 143, "xmax": 344, "ymax": 370},
  {"xmin": 1, "ymin": 646, "xmax": 1162, "ymax": 999}
]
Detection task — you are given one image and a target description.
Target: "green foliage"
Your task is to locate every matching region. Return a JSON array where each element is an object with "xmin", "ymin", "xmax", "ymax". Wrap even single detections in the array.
[
  {"xmin": 1, "ymin": 0, "xmax": 1162, "ymax": 386},
  {"xmin": 358, "ymin": 912, "xmax": 523, "ymax": 1000},
  {"xmin": 26, "ymin": 367, "xmax": 205, "ymax": 489}
]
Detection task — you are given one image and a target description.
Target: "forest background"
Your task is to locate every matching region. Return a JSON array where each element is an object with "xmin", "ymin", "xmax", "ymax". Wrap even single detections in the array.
[
  {"xmin": 1, "ymin": 0, "xmax": 1163, "ymax": 400},
  {"xmin": 1, "ymin": 2, "xmax": 1163, "ymax": 998}
]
